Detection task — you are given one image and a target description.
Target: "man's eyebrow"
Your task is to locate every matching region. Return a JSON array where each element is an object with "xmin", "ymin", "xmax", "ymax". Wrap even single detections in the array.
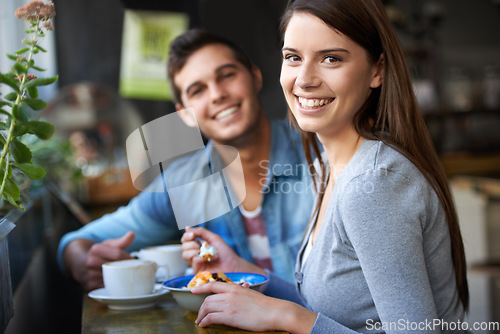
[
  {"xmin": 215, "ymin": 63, "xmax": 238, "ymax": 74},
  {"xmin": 185, "ymin": 64, "xmax": 239, "ymax": 95},
  {"xmin": 282, "ymin": 47, "xmax": 350, "ymax": 54}
]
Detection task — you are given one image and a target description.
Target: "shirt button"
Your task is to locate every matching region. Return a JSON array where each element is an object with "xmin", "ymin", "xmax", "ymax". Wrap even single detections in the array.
[{"xmin": 295, "ymin": 271, "xmax": 303, "ymax": 283}]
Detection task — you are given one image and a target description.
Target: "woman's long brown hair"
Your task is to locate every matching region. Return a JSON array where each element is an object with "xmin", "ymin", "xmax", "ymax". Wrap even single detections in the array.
[{"xmin": 280, "ymin": 0, "xmax": 469, "ymax": 310}]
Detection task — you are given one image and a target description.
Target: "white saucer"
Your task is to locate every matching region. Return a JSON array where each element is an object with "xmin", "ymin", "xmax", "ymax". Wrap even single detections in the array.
[{"xmin": 88, "ymin": 284, "xmax": 170, "ymax": 310}]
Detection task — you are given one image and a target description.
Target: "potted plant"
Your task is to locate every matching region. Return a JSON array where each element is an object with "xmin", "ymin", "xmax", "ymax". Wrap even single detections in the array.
[{"xmin": 0, "ymin": 1, "xmax": 57, "ymax": 332}]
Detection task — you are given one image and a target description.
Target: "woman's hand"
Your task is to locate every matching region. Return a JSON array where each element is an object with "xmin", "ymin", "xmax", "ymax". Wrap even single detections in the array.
[
  {"xmin": 192, "ymin": 282, "xmax": 316, "ymax": 333},
  {"xmin": 193, "ymin": 282, "xmax": 280, "ymax": 331},
  {"xmin": 181, "ymin": 227, "xmax": 266, "ymax": 275}
]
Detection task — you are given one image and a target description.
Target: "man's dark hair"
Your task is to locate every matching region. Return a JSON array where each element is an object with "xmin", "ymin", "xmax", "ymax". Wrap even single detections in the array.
[{"xmin": 167, "ymin": 29, "xmax": 254, "ymax": 105}]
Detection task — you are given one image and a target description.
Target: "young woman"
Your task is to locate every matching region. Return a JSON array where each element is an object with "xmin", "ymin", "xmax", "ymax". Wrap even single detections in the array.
[{"xmin": 185, "ymin": 0, "xmax": 469, "ymax": 332}]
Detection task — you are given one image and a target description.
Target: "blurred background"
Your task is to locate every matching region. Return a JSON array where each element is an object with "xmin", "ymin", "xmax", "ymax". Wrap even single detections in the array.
[{"xmin": 1, "ymin": 0, "xmax": 500, "ymax": 333}]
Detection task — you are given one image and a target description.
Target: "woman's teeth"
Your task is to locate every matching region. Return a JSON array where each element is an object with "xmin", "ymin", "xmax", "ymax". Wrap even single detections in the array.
[
  {"xmin": 298, "ymin": 97, "xmax": 333, "ymax": 109},
  {"xmin": 215, "ymin": 106, "xmax": 238, "ymax": 119}
]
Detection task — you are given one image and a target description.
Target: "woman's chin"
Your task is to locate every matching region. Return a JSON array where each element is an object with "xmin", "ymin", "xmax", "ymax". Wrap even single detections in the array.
[{"xmin": 294, "ymin": 119, "xmax": 321, "ymax": 134}]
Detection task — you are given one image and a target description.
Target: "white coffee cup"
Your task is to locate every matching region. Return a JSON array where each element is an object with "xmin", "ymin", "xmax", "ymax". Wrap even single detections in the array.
[
  {"xmin": 102, "ymin": 259, "xmax": 157, "ymax": 297},
  {"xmin": 131, "ymin": 244, "xmax": 187, "ymax": 282}
]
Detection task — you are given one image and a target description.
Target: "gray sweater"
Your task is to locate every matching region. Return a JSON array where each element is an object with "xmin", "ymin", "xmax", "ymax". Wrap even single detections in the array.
[{"xmin": 269, "ymin": 139, "xmax": 465, "ymax": 333}]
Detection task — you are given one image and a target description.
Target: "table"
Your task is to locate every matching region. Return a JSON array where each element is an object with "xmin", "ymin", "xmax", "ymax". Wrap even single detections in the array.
[{"xmin": 82, "ymin": 293, "xmax": 289, "ymax": 334}]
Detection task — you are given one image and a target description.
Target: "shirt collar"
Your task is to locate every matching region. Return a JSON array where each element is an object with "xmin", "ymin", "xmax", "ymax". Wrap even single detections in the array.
[{"xmin": 267, "ymin": 118, "xmax": 304, "ymax": 179}]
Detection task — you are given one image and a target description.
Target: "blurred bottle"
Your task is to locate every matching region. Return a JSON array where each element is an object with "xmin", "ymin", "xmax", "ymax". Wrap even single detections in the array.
[
  {"xmin": 483, "ymin": 65, "xmax": 500, "ymax": 110},
  {"xmin": 443, "ymin": 67, "xmax": 473, "ymax": 112}
]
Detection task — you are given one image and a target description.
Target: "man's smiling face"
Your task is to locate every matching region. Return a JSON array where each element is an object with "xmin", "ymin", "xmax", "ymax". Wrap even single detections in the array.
[{"xmin": 174, "ymin": 43, "xmax": 263, "ymax": 146}]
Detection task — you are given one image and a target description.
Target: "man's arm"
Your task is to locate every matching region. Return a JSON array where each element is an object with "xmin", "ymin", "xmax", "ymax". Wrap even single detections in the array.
[
  {"xmin": 63, "ymin": 232, "xmax": 135, "ymax": 292},
  {"xmin": 58, "ymin": 175, "xmax": 182, "ymax": 290}
]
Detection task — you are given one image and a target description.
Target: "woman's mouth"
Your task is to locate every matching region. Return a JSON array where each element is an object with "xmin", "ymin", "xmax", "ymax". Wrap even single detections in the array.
[
  {"xmin": 298, "ymin": 97, "xmax": 334, "ymax": 109},
  {"xmin": 215, "ymin": 106, "xmax": 239, "ymax": 120}
]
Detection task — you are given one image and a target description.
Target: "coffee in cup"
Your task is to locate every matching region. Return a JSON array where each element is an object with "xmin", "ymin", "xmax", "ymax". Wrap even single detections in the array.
[
  {"xmin": 132, "ymin": 244, "xmax": 187, "ymax": 282},
  {"xmin": 102, "ymin": 259, "xmax": 157, "ymax": 297}
]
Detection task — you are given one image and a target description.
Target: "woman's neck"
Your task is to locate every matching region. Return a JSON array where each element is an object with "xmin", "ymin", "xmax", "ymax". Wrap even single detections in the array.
[{"xmin": 318, "ymin": 128, "xmax": 364, "ymax": 180}]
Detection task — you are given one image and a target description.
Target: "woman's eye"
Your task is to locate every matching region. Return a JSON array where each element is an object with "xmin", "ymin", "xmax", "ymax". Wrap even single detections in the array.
[
  {"xmin": 324, "ymin": 55, "xmax": 341, "ymax": 64},
  {"xmin": 284, "ymin": 54, "xmax": 300, "ymax": 62}
]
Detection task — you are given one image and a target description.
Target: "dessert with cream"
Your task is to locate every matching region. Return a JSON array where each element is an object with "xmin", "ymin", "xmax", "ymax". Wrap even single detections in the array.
[
  {"xmin": 187, "ymin": 271, "xmax": 235, "ymax": 289},
  {"xmin": 198, "ymin": 241, "xmax": 217, "ymax": 262}
]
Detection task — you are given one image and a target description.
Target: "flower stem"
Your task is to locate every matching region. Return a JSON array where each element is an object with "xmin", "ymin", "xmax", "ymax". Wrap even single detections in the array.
[
  {"xmin": 0, "ymin": 17, "xmax": 40, "ymax": 205},
  {"xmin": 0, "ymin": 152, "xmax": 11, "ymax": 201}
]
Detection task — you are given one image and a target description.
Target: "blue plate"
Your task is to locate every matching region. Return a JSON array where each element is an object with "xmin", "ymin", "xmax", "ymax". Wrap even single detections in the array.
[
  {"xmin": 162, "ymin": 272, "xmax": 268, "ymax": 291},
  {"xmin": 162, "ymin": 272, "xmax": 269, "ymax": 312}
]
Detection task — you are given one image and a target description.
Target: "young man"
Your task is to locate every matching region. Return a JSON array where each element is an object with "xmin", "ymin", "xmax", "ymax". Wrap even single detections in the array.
[{"xmin": 57, "ymin": 29, "xmax": 314, "ymax": 292}]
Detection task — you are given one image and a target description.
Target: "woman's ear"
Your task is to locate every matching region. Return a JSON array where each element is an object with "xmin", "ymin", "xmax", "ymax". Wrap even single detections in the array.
[
  {"xmin": 176, "ymin": 104, "xmax": 198, "ymax": 128},
  {"xmin": 370, "ymin": 54, "xmax": 384, "ymax": 89}
]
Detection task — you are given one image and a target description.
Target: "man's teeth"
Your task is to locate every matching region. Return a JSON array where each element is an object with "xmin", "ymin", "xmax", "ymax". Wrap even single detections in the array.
[
  {"xmin": 215, "ymin": 106, "xmax": 238, "ymax": 119},
  {"xmin": 298, "ymin": 97, "xmax": 333, "ymax": 109}
]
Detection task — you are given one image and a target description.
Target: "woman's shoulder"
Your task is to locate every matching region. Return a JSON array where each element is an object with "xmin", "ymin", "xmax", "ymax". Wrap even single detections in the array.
[
  {"xmin": 343, "ymin": 139, "xmax": 423, "ymax": 184},
  {"xmin": 336, "ymin": 139, "xmax": 436, "ymax": 206},
  {"xmin": 336, "ymin": 140, "xmax": 443, "ymax": 231}
]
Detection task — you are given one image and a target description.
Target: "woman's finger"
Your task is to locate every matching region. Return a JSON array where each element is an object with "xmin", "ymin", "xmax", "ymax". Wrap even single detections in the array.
[
  {"xmin": 196, "ymin": 289, "xmax": 234, "ymax": 325},
  {"xmin": 191, "ymin": 281, "xmax": 238, "ymax": 294}
]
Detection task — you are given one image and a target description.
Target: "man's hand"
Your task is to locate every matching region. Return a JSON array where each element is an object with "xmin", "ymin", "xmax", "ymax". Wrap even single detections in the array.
[
  {"xmin": 181, "ymin": 227, "xmax": 266, "ymax": 276},
  {"xmin": 63, "ymin": 231, "xmax": 135, "ymax": 292}
]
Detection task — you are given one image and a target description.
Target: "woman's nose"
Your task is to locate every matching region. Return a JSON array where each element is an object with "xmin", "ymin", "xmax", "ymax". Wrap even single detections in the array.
[{"xmin": 295, "ymin": 63, "xmax": 321, "ymax": 90}]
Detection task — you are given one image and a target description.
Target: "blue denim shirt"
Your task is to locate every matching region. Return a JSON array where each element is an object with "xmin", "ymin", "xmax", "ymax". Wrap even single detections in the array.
[{"xmin": 57, "ymin": 119, "xmax": 315, "ymax": 282}]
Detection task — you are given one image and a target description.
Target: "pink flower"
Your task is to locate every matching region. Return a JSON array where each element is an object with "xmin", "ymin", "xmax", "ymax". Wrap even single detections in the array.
[
  {"xmin": 43, "ymin": 21, "xmax": 53, "ymax": 30},
  {"xmin": 15, "ymin": 73, "xmax": 38, "ymax": 82},
  {"xmin": 14, "ymin": 1, "xmax": 55, "ymax": 21}
]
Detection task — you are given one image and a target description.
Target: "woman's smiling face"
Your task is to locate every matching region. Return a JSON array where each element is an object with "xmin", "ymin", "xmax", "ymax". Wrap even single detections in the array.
[{"xmin": 280, "ymin": 12, "xmax": 383, "ymax": 139}]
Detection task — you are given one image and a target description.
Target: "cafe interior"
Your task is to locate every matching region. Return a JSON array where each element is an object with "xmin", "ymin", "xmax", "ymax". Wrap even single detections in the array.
[{"xmin": 1, "ymin": 0, "xmax": 500, "ymax": 333}]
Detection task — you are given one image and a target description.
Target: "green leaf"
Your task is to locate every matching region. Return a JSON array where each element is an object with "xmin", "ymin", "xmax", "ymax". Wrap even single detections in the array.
[
  {"xmin": 0, "ymin": 122, "xmax": 7, "ymax": 131},
  {"xmin": 35, "ymin": 45, "xmax": 47, "ymax": 53},
  {"xmin": 12, "ymin": 105, "xmax": 29, "ymax": 123},
  {"xmin": 28, "ymin": 120, "xmax": 54, "ymax": 139},
  {"xmin": 27, "ymin": 86, "xmax": 38, "ymax": 98},
  {"xmin": 0, "ymin": 110, "xmax": 10, "ymax": 119},
  {"xmin": 15, "ymin": 47, "xmax": 30, "ymax": 55},
  {"xmin": 10, "ymin": 139, "xmax": 32, "ymax": 163},
  {"xmin": 22, "ymin": 75, "xmax": 58, "ymax": 89},
  {"xmin": 31, "ymin": 66, "xmax": 46, "ymax": 72},
  {"xmin": 13, "ymin": 124, "xmax": 29, "ymax": 137},
  {"xmin": 24, "ymin": 98, "xmax": 47, "ymax": 110},
  {"xmin": 7, "ymin": 54, "xmax": 18, "ymax": 61},
  {"xmin": 25, "ymin": 29, "xmax": 35, "ymax": 33},
  {"xmin": 14, "ymin": 62, "xmax": 27, "ymax": 74},
  {"xmin": 4, "ymin": 178, "xmax": 20, "ymax": 201},
  {"xmin": 12, "ymin": 162, "xmax": 46, "ymax": 180},
  {"xmin": 5, "ymin": 92, "xmax": 18, "ymax": 102},
  {"xmin": 0, "ymin": 101, "xmax": 12, "ymax": 108},
  {"xmin": 0, "ymin": 73, "xmax": 20, "ymax": 92},
  {"xmin": 2, "ymin": 191, "xmax": 23, "ymax": 210}
]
